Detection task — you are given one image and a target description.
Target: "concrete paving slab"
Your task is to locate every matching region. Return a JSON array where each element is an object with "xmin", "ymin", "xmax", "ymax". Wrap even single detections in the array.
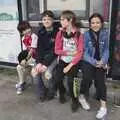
[{"xmin": 0, "ymin": 68, "xmax": 120, "ymax": 120}]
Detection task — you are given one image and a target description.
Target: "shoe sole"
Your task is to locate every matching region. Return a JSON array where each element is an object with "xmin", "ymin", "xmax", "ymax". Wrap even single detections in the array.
[{"xmin": 96, "ymin": 114, "xmax": 107, "ymax": 120}]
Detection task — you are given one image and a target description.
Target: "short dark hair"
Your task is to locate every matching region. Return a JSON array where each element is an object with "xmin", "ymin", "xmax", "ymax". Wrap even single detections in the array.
[
  {"xmin": 17, "ymin": 21, "xmax": 31, "ymax": 34},
  {"xmin": 89, "ymin": 13, "xmax": 104, "ymax": 26},
  {"xmin": 42, "ymin": 10, "xmax": 54, "ymax": 19}
]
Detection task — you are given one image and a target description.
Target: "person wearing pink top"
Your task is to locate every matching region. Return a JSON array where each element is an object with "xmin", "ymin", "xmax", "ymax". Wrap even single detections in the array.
[{"xmin": 54, "ymin": 10, "xmax": 83, "ymax": 112}]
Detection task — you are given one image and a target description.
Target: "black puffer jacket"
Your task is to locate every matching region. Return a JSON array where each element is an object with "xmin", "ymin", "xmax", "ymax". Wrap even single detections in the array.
[{"xmin": 36, "ymin": 23, "xmax": 60, "ymax": 66}]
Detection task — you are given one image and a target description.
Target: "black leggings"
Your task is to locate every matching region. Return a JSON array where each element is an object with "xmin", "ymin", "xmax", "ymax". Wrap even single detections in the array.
[
  {"xmin": 80, "ymin": 61, "xmax": 107, "ymax": 101},
  {"xmin": 54, "ymin": 60, "xmax": 78, "ymax": 101}
]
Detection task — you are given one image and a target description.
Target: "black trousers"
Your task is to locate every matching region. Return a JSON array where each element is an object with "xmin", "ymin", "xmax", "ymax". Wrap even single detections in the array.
[
  {"xmin": 80, "ymin": 61, "xmax": 107, "ymax": 101},
  {"xmin": 54, "ymin": 60, "xmax": 78, "ymax": 101}
]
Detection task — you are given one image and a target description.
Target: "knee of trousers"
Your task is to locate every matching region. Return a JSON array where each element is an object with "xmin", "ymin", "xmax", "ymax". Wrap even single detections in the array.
[{"xmin": 16, "ymin": 64, "xmax": 25, "ymax": 72}]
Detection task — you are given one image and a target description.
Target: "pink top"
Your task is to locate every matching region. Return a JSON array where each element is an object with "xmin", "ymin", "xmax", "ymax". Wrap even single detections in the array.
[{"xmin": 55, "ymin": 29, "xmax": 84, "ymax": 65}]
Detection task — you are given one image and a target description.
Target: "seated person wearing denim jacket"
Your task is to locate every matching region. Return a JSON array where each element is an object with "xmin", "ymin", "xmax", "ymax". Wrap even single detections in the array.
[{"xmin": 79, "ymin": 13, "xmax": 109, "ymax": 119}]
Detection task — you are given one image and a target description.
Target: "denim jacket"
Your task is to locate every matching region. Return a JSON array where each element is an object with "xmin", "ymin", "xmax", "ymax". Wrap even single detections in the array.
[{"xmin": 83, "ymin": 29, "xmax": 109, "ymax": 66}]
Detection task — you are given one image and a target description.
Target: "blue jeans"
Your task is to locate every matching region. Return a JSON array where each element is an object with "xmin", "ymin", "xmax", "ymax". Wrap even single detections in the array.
[{"xmin": 34, "ymin": 74, "xmax": 56, "ymax": 98}]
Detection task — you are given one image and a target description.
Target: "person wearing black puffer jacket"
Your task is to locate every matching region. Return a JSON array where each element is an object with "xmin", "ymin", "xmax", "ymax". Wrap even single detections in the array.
[{"xmin": 32, "ymin": 10, "xmax": 60, "ymax": 102}]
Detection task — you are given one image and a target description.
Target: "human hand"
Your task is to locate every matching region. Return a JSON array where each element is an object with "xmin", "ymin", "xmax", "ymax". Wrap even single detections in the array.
[
  {"xmin": 96, "ymin": 60, "xmax": 104, "ymax": 68},
  {"xmin": 31, "ymin": 64, "xmax": 48, "ymax": 77},
  {"xmin": 26, "ymin": 50, "xmax": 32, "ymax": 60},
  {"xmin": 67, "ymin": 51, "xmax": 77, "ymax": 56},
  {"xmin": 36, "ymin": 64, "xmax": 47, "ymax": 73},
  {"xmin": 44, "ymin": 70, "xmax": 52, "ymax": 80},
  {"xmin": 63, "ymin": 63, "xmax": 73, "ymax": 73},
  {"xmin": 31, "ymin": 67, "xmax": 38, "ymax": 77},
  {"xmin": 20, "ymin": 59, "xmax": 27, "ymax": 66}
]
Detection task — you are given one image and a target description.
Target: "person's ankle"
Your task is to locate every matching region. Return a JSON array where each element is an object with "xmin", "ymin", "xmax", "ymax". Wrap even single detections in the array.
[
  {"xmin": 71, "ymin": 100, "xmax": 79, "ymax": 112},
  {"xmin": 59, "ymin": 94, "xmax": 66, "ymax": 104},
  {"xmin": 100, "ymin": 100, "xmax": 107, "ymax": 108}
]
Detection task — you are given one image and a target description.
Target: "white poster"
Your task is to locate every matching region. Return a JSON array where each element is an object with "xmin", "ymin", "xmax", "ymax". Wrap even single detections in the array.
[
  {"xmin": 47, "ymin": 0, "xmax": 86, "ymax": 18},
  {"xmin": 47, "ymin": 0, "xmax": 86, "ymax": 10},
  {"xmin": 0, "ymin": 0, "xmax": 21, "ymax": 63}
]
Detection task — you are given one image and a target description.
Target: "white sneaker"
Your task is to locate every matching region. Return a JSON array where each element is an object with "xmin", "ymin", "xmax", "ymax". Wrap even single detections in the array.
[
  {"xmin": 96, "ymin": 107, "xmax": 107, "ymax": 119},
  {"xmin": 79, "ymin": 94, "xmax": 90, "ymax": 110},
  {"xmin": 15, "ymin": 83, "xmax": 20, "ymax": 89},
  {"xmin": 16, "ymin": 87, "xmax": 22, "ymax": 95}
]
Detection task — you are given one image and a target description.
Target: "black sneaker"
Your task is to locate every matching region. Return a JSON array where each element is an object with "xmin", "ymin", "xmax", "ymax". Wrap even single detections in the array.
[
  {"xmin": 46, "ymin": 94, "xmax": 54, "ymax": 101},
  {"xmin": 59, "ymin": 95, "xmax": 66, "ymax": 104}
]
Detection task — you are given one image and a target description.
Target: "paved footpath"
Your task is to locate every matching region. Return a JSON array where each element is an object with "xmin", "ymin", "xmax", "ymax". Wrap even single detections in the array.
[{"xmin": 0, "ymin": 68, "xmax": 120, "ymax": 120}]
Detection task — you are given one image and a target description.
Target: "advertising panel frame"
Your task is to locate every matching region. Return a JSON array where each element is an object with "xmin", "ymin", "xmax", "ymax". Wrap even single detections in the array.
[{"xmin": 0, "ymin": 0, "xmax": 22, "ymax": 67}]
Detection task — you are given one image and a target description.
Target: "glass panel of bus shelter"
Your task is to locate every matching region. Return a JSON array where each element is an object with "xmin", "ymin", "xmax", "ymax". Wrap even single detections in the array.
[
  {"xmin": 26, "ymin": 0, "xmax": 41, "ymax": 21},
  {"xmin": 91, "ymin": 0, "xmax": 110, "ymax": 21},
  {"xmin": 47, "ymin": 0, "xmax": 87, "ymax": 19},
  {"xmin": 0, "ymin": 0, "xmax": 21, "ymax": 63}
]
